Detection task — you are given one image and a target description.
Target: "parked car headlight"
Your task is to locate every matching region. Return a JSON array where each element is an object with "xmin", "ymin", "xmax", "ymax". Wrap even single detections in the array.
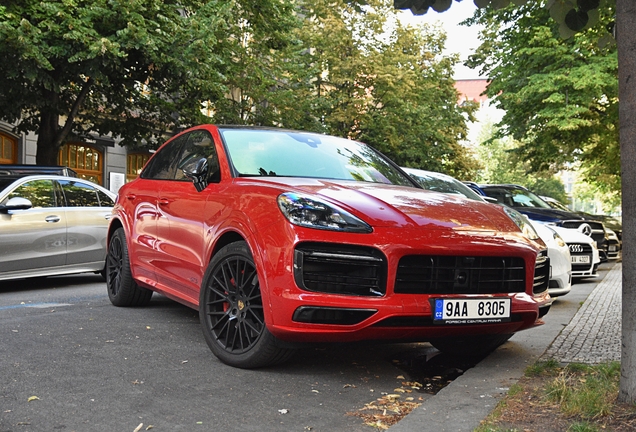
[
  {"xmin": 553, "ymin": 232, "xmax": 567, "ymax": 248},
  {"xmin": 503, "ymin": 207, "xmax": 539, "ymax": 240},
  {"xmin": 278, "ymin": 192, "xmax": 372, "ymax": 233}
]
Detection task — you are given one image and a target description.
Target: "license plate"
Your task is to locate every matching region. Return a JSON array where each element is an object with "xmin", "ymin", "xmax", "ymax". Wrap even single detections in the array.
[
  {"xmin": 571, "ymin": 255, "xmax": 590, "ymax": 264},
  {"xmin": 609, "ymin": 245, "xmax": 617, "ymax": 252},
  {"xmin": 433, "ymin": 298, "xmax": 511, "ymax": 324}
]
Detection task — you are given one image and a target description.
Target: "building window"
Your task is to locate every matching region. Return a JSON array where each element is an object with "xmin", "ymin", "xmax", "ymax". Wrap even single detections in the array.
[
  {"xmin": 0, "ymin": 132, "xmax": 17, "ymax": 164},
  {"xmin": 59, "ymin": 143, "xmax": 103, "ymax": 184},
  {"xmin": 127, "ymin": 153, "xmax": 151, "ymax": 182}
]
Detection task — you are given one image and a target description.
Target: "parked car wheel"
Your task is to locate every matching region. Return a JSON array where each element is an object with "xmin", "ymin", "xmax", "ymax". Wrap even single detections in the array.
[
  {"xmin": 199, "ymin": 241, "xmax": 295, "ymax": 368},
  {"xmin": 430, "ymin": 334, "xmax": 513, "ymax": 357},
  {"xmin": 106, "ymin": 227, "xmax": 153, "ymax": 307}
]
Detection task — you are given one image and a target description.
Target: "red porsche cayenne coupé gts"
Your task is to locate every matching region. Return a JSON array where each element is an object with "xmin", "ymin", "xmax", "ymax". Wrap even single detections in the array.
[{"xmin": 106, "ymin": 125, "xmax": 552, "ymax": 368}]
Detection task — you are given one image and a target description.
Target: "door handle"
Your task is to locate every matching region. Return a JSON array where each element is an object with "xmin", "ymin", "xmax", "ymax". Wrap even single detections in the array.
[
  {"xmin": 158, "ymin": 198, "xmax": 170, "ymax": 206},
  {"xmin": 45, "ymin": 215, "xmax": 61, "ymax": 223},
  {"xmin": 126, "ymin": 194, "xmax": 136, "ymax": 201}
]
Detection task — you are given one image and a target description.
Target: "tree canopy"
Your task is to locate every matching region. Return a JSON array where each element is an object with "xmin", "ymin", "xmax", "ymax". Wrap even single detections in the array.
[
  {"xmin": 0, "ymin": 0, "xmax": 477, "ymax": 177},
  {"xmin": 464, "ymin": 1, "xmax": 619, "ymax": 193},
  {"xmin": 0, "ymin": 0, "xmax": 297, "ymax": 163}
]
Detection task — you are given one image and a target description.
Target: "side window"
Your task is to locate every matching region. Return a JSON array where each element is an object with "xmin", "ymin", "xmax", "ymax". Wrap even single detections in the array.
[
  {"xmin": 174, "ymin": 130, "xmax": 220, "ymax": 182},
  {"xmin": 97, "ymin": 190, "xmax": 115, "ymax": 207},
  {"xmin": 59, "ymin": 180, "xmax": 101, "ymax": 207},
  {"xmin": 3, "ymin": 180, "xmax": 57, "ymax": 208},
  {"xmin": 141, "ymin": 134, "xmax": 188, "ymax": 180}
]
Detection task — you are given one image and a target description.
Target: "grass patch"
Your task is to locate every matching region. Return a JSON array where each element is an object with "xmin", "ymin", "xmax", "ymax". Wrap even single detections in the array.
[
  {"xmin": 476, "ymin": 360, "xmax": 636, "ymax": 432},
  {"xmin": 544, "ymin": 362, "xmax": 620, "ymax": 419}
]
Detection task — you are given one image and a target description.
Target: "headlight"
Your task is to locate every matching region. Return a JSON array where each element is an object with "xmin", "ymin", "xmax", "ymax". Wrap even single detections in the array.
[
  {"xmin": 277, "ymin": 192, "xmax": 372, "ymax": 233},
  {"xmin": 503, "ymin": 207, "xmax": 539, "ymax": 240},
  {"xmin": 553, "ymin": 232, "xmax": 567, "ymax": 248}
]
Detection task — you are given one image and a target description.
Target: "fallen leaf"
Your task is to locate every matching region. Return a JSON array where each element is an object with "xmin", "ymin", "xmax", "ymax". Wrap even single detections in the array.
[
  {"xmin": 133, "ymin": 423, "xmax": 143, "ymax": 432},
  {"xmin": 27, "ymin": 396, "xmax": 39, "ymax": 402}
]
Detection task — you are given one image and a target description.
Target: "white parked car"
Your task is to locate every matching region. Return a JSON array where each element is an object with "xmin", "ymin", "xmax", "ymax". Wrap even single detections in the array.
[
  {"xmin": 551, "ymin": 225, "xmax": 600, "ymax": 278},
  {"xmin": 530, "ymin": 222, "xmax": 572, "ymax": 297}
]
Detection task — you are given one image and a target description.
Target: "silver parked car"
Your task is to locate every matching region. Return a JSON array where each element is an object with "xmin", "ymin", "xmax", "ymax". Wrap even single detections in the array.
[{"xmin": 0, "ymin": 173, "xmax": 116, "ymax": 280}]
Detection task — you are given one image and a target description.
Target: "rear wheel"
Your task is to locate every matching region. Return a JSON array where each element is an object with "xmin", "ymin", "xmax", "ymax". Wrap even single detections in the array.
[
  {"xmin": 199, "ymin": 241, "xmax": 295, "ymax": 368},
  {"xmin": 430, "ymin": 334, "xmax": 513, "ymax": 357},
  {"xmin": 106, "ymin": 227, "xmax": 153, "ymax": 307}
]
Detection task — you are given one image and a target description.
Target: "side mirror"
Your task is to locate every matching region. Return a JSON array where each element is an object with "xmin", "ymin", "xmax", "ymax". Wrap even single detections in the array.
[
  {"xmin": 0, "ymin": 197, "xmax": 33, "ymax": 213},
  {"xmin": 182, "ymin": 158, "xmax": 209, "ymax": 192}
]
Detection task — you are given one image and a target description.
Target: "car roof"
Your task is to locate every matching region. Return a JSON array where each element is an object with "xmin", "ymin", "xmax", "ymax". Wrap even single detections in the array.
[
  {"xmin": 0, "ymin": 174, "xmax": 116, "ymax": 198},
  {"xmin": 477, "ymin": 183, "xmax": 530, "ymax": 191},
  {"xmin": 0, "ymin": 165, "xmax": 78, "ymax": 177}
]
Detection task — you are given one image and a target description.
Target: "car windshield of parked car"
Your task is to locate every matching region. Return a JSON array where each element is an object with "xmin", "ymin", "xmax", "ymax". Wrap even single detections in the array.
[
  {"xmin": 404, "ymin": 169, "xmax": 484, "ymax": 201},
  {"xmin": 220, "ymin": 129, "xmax": 414, "ymax": 186},
  {"xmin": 487, "ymin": 187, "xmax": 552, "ymax": 209}
]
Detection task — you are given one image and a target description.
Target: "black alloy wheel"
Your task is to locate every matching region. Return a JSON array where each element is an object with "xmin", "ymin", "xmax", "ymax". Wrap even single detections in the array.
[
  {"xmin": 200, "ymin": 241, "xmax": 294, "ymax": 368},
  {"xmin": 106, "ymin": 227, "xmax": 153, "ymax": 307}
]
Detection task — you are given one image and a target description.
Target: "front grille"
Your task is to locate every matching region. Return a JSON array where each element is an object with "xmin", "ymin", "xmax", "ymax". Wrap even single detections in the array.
[
  {"xmin": 568, "ymin": 242, "xmax": 594, "ymax": 271},
  {"xmin": 560, "ymin": 220, "xmax": 605, "ymax": 242},
  {"xmin": 533, "ymin": 250, "xmax": 550, "ymax": 295},
  {"xmin": 568, "ymin": 243, "xmax": 592, "ymax": 254},
  {"xmin": 394, "ymin": 255, "xmax": 526, "ymax": 295},
  {"xmin": 294, "ymin": 243, "xmax": 387, "ymax": 296}
]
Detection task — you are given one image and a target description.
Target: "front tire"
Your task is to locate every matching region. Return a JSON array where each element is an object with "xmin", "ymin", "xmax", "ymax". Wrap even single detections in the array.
[
  {"xmin": 199, "ymin": 241, "xmax": 295, "ymax": 368},
  {"xmin": 106, "ymin": 227, "xmax": 153, "ymax": 307}
]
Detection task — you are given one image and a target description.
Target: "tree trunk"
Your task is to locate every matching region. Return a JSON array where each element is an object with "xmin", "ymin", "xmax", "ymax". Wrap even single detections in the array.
[
  {"xmin": 35, "ymin": 110, "xmax": 62, "ymax": 166},
  {"xmin": 617, "ymin": 0, "xmax": 636, "ymax": 404}
]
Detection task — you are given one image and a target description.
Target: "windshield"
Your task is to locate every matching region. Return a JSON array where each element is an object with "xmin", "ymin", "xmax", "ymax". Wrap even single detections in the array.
[
  {"xmin": 220, "ymin": 129, "xmax": 414, "ymax": 186},
  {"xmin": 403, "ymin": 168, "xmax": 484, "ymax": 201},
  {"xmin": 483, "ymin": 187, "xmax": 552, "ymax": 209}
]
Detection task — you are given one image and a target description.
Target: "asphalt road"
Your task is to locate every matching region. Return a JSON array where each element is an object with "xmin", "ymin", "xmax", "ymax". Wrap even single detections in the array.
[
  {"xmin": 0, "ymin": 275, "xmax": 439, "ymax": 432},
  {"xmin": 0, "ymin": 268, "xmax": 608, "ymax": 432}
]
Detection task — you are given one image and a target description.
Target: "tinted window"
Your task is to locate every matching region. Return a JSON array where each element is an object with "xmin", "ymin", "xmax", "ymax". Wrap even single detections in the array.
[
  {"xmin": 59, "ymin": 180, "xmax": 101, "ymax": 207},
  {"xmin": 3, "ymin": 180, "xmax": 57, "ymax": 208},
  {"xmin": 174, "ymin": 130, "xmax": 220, "ymax": 182},
  {"xmin": 97, "ymin": 190, "xmax": 115, "ymax": 207},
  {"xmin": 141, "ymin": 134, "xmax": 188, "ymax": 180},
  {"xmin": 406, "ymin": 170, "xmax": 484, "ymax": 201},
  {"xmin": 483, "ymin": 187, "xmax": 552, "ymax": 209}
]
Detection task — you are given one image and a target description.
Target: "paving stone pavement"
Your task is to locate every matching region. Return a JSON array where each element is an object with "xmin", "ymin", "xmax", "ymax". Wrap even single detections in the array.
[{"xmin": 543, "ymin": 261, "xmax": 622, "ymax": 364}]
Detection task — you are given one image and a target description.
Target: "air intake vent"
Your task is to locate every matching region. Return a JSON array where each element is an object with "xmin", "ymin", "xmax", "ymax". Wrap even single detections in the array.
[
  {"xmin": 294, "ymin": 243, "xmax": 387, "ymax": 296},
  {"xmin": 394, "ymin": 255, "xmax": 526, "ymax": 295},
  {"xmin": 533, "ymin": 250, "xmax": 550, "ymax": 295}
]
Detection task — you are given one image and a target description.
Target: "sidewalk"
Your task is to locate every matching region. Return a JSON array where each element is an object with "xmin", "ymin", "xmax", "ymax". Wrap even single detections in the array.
[
  {"xmin": 388, "ymin": 261, "xmax": 622, "ymax": 432},
  {"xmin": 543, "ymin": 261, "xmax": 622, "ymax": 364}
]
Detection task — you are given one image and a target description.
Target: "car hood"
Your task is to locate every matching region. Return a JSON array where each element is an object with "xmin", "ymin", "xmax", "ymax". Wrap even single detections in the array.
[
  {"xmin": 245, "ymin": 178, "xmax": 521, "ymax": 232},
  {"xmin": 551, "ymin": 226, "xmax": 596, "ymax": 244},
  {"xmin": 515, "ymin": 207, "xmax": 591, "ymax": 223}
]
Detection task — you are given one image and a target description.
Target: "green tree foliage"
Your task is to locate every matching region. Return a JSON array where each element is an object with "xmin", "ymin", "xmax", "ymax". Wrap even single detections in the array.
[
  {"xmin": 298, "ymin": 0, "xmax": 479, "ymax": 178},
  {"xmin": 464, "ymin": 1, "xmax": 619, "ymax": 193},
  {"xmin": 474, "ymin": 121, "xmax": 568, "ymax": 202},
  {"xmin": 0, "ymin": 0, "xmax": 297, "ymax": 164}
]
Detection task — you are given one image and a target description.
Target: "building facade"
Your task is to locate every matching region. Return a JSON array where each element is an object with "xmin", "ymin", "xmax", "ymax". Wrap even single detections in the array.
[{"xmin": 0, "ymin": 121, "xmax": 151, "ymax": 193}]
